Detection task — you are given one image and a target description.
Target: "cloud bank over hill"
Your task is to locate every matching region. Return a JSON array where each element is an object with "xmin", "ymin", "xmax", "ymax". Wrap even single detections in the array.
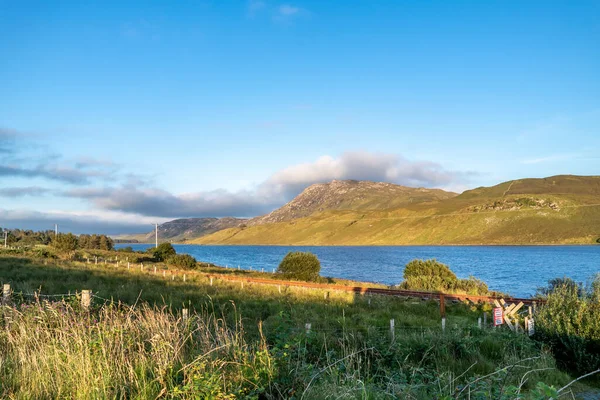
[
  {"xmin": 0, "ymin": 129, "xmax": 472, "ymax": 232},
  {"xmin": 60, "ymin": 151, "xmax": 471, "ymax": 219}
]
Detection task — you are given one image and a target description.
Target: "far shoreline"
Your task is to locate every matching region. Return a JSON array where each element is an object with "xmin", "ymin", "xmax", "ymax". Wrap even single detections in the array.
[{"xmin": 115, "ymin": 242, "xmax": 600, "ymax": 247}]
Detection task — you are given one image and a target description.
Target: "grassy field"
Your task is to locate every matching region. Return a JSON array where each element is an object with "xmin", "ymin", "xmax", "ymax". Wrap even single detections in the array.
[
  {"xmin": 0, "ymin": 249, "xmax": 593, "ymax": 398},
  {"xmin": 192, "ymin": 176, "xmax": 600, "ymax": 245}
]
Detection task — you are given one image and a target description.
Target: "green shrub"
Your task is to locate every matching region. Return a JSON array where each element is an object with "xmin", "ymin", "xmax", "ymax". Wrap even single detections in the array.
[
  {"xmin": 149, "ymin": 243, "xmax": 176, "ymax": 261},
  {"xmin": 167, "ymin": 254, "xmax": 197, "ymax": 269},
  {"xmin": 51, "ymin": 233, "xmax": 79, "ymax": 259},
  {"xmin": 277, "ymin": 251, "xmax": 321, "ymax": 282},
  {"xmin": 117, "ymin": 246, "xmax": 134, "ymax": 253},
  {"xmin": 456, "ymin": 276, "xmax": 489, "ymax": 295},
  {"xmin": 535, "ymin": 276, "xmax": 600, "ymax": 374},
  {"xmin": 401, "ymin": 259, "xmax": 458, "ymax": 291},
  {"xmin": 400, "ymin": 259, "xmax": 489, "ymax": 294}
]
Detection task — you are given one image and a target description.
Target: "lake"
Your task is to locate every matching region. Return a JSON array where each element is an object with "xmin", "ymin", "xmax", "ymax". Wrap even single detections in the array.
[{"xmin": 115, "ymin": 244, "xmax": 600, "ymax": 298}]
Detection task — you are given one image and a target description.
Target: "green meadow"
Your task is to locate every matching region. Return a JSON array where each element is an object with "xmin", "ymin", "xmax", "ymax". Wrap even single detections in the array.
[{"xmin": 2, "ymin": 248, "xmax": 596, "ymax": 399}]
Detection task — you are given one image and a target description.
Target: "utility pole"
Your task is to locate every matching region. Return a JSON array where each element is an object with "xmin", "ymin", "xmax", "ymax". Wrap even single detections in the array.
[{"xmin": 155, "ymin": 223, "xmax": 158, "ymax": 248}]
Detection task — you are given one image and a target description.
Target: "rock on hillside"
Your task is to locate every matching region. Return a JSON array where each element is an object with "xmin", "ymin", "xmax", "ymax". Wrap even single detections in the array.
[{"xmin": 249, "ymin": 179, "xmax": 457, "ymax": 225}]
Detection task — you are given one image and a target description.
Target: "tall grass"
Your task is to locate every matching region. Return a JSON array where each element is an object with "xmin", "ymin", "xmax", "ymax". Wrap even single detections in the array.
[
  {"xmin": 0, "ymin": 300, "xmax": 570, "ymax": 399},
  {"xmin": 0, "ymin": 301, "xmax": 275, "ymax": 399},
  {"xmin": 0, "ymin": 253, "xmax": 580, "ymax": 398}
]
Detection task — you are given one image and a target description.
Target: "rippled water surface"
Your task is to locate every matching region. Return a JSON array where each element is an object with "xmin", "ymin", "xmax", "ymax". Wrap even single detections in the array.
[{"xmin": 115, "ymin": 244, "xmax": 600, "ymax": 297}]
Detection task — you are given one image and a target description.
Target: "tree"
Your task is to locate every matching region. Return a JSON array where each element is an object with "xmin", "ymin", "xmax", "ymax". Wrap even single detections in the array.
[
  {"xmin": 51, "ymin": 233, "xmax": 79, "ymax": 259},
  {"xmin": 277, "ymin": 251, "xmax": 321, "ymax": 282},
  {"xmin": 151, "ymin": 243, "xmax": 176, "ymax": 261},
  {"xmin": 98, "ymin": 235, "xmax": 113, "ymax": 251}
]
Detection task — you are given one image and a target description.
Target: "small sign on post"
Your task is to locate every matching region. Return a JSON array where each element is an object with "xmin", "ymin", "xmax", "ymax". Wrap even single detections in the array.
[
  {"xmin": 528, "ymin": 318, "xmax": 535, "ymax": 336},
  {"xmin": 493, "ymin": 307, "xmax": 504, "ymax": 326}
]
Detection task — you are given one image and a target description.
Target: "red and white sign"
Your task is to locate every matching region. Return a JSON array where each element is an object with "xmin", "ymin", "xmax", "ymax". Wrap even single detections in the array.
[{"xmin": 493, "ymin": 307, "xmax": 504, "ymax": 326}]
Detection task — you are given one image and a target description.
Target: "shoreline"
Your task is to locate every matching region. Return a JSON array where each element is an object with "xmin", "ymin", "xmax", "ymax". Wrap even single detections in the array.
[{"xmin": 118, "ymin": 242, "xmax": 600, "ymax": 247}]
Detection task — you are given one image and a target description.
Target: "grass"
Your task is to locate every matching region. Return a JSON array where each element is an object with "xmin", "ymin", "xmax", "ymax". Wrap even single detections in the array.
[{"xmin": 1, "ymin": 251, "xmax": 590, "ymax": 398}]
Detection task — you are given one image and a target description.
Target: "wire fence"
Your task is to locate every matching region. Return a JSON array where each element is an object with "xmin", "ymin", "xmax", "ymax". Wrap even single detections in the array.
[{"xmin": 0, "ymin": 286, "xmax": 503, "ymax": 337}]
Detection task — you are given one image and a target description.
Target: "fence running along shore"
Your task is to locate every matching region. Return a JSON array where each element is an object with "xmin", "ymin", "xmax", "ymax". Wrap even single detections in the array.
[{"xmin": 1, "ymin": 253, "xmax": 543, "ymax": 335}]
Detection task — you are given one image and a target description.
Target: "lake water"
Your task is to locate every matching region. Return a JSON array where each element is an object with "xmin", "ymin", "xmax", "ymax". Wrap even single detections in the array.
[{"xmin": 115, "ymin": 244, "xmax": 600, "ymax": 298}]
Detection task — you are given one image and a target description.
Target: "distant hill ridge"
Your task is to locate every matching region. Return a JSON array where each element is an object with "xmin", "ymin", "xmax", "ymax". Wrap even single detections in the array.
[
  {"xmin": 190, "ymin": 174, "xmax": 600, "ymax": 245},
  {"xmin": 126, "ymin": 217, "xmax": 246, "ymax": 243}
]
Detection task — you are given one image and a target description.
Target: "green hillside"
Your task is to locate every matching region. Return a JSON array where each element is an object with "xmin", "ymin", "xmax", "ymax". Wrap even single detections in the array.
[{"xmin": 192, "ymin": 175, "xmax": 600, "ymax": 245}]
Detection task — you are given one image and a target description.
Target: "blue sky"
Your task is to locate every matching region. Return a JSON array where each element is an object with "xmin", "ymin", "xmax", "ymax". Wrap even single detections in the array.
[{"xmin": 1, "ymin": 0, "xmax": 599, "ymax": 233}]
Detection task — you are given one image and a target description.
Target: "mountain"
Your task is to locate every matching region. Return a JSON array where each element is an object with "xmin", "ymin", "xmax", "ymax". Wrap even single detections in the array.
[
  {"xmin": 118, "ymin": 217, "xmax": 246, "ymax": 243},
  {"xmin": 248, "ymin": 179, "xmax": 457, "ymax": 225},
  {"xmin": 191, "ymin": 175, "xmax": 600, "ymax": 245}
]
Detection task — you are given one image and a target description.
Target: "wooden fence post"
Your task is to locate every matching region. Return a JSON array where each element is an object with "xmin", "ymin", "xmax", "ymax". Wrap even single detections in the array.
[
  {"xmin": 278, "ymin": 285, "xmax": 281, "ymax": 293},
  {"xmin": 2, "ymin": 283, "xmax": 11, "ymax": 304},
  {"xmin": 163, "ymin": 270, "xmax": 166, "ymax": 277},
  {"xmin": 81, "ymin": 290, "xmax": 92, "ymax": 309},
  {"xmin": 95, "ymin": 256, "xmax": 98, "ymax": 265},
  {"xmin": 305, "ymin": 323, "xmax": 311, "ymax": 334},
  {"xmin": 478, "ymin": 317, "xmax": 482, "ymax": 329},
  {"xmin": 182, "ymin": 308, "xmax": 189, "ymax": 321},
  {"xmin": 390, "ymin": 319, "xmax": 395, "ymax": 340},
  {"xmin": 154, "ymin": 266, "xmax": 157, "ymax": 274},
  {"xmin": 127, "ymin": 262, "xmax": 130, "ymax": 270},
  {"xmin": 439, "ymin": 294, "xmax": 446, "ymax": 332},
  {"xmin": 183, "ymin": 274, "xmax": 186, "ymax": 282},
  {"xmin": 210, "ymin": 277, "xmax": 213, "ymax": 286}
]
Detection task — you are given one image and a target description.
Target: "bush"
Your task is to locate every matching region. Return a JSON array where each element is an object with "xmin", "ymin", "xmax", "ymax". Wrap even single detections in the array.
[
  {"xmin": 51, "ymin": 233, "xmax": 79, "ymax": 259},
  {"xmin": 167, "ymin": 254, "xmax": 197, "ymax": 269},
  {"xmin": 400, "ymin": 259, "xmax": 489, "ymax": 294},
  {"xmin": 535, "ymin": 276, "xmax": 600, "ymax": 374},
  {"xmin": 150, "ymin": 243, "xmax": 176, "ymax": 261},
  {"xmin": 277, "ymin": 252, "xmax": 321, "ymax": 282},
  {"xmin": 401, "ymin": 259, "xmax": 458, "ymax": 291}
]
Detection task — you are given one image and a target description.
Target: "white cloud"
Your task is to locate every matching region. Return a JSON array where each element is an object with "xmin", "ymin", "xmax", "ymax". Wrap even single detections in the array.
[
  {"xmin": 62, "ymin": 151, "xmax": 472, "ymax": 219},
  {"xmin": 0, "ymin": 208, "xmax": 166, "ymax": 234}
]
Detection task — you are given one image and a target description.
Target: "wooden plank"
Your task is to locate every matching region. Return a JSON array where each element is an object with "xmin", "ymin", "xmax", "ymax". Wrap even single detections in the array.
[
  {"xmin": 504, "ymin": 303, "xmax": 516, "ymax": 315},
  {"xmin": 504, "ymin": 315, "xmax": 515, "ymax": 331},
  {"xmin": 509, "ymin": 302, "xmax": 525, "ymax": 316},
  {"xmin": 494, "ymin": 299, "xmax": 502, "ymax": 308}
]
